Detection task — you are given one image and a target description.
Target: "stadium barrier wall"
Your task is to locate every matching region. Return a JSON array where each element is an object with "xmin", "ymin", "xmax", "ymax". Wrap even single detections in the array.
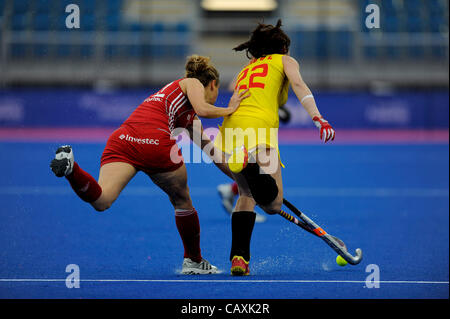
[{"xmin": 0, "ymin": 89, "xmax": 448, "ymax": 130}]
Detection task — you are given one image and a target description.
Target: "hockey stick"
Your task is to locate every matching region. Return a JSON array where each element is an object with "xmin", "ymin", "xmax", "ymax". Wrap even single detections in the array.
[{"xmin": 279, "ymin": 198, "xmax": 363, "ymax": 265}]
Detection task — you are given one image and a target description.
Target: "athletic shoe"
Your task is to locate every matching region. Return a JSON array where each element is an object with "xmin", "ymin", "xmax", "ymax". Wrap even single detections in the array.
[
  {"xmin": 181, "ymin": 258, "xmax": 219, "ymax": 275},
  {"xmin": 254, "ymin": 212, "xmax": 267, "ymax": 223},
  {"xmin": 231, "ymin": 255, "xmax": 250, "ymax": 276},
  {"xmin": 50, "ymin": 145, "xmax": 74, "ymax": 177},
  {"xmin": 217, "ymin": 183, "xmax": 234, "ymax": 215}
]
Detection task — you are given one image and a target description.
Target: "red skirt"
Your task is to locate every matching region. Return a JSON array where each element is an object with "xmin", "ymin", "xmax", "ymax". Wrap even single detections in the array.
[{"xmin": 100, "ymin": 124, "xmax": 183, "ymax": 175}]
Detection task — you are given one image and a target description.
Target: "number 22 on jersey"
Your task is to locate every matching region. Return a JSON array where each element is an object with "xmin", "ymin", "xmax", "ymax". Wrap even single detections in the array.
[{"xmin": 235, "ymin": 63, "xmax": 269, "ymax": 90}]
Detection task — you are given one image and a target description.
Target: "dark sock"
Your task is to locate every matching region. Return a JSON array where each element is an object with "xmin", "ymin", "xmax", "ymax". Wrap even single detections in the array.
[
  {"xmin": 175, "ymin": 208, "xmax": 202, "ymax": 263},
  {"xmin": 230, "ymin": 211, "xmax": 256, "ymax": 261},
  {"xmin": 66, "ymin": 162, "xmax": 102, "ymax": 203}
]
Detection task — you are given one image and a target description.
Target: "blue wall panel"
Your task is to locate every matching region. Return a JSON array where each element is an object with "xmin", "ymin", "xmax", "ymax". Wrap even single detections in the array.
[{"xmin": 0, "ymin": 89, "xmax": 448, "ymax": 129}]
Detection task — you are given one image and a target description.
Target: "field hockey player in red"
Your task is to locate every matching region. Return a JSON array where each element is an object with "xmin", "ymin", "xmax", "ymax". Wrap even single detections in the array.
[{"xmin": 50, "ymin": 55, "xmax": 250, "ymax": 274}]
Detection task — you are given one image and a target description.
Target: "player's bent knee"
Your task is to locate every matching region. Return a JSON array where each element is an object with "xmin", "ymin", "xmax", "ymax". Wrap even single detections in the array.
[
  {"xmin": 261, "ymin": 199, "xmax": 282, "ymax": 215},
  {"xmin": 168, "ymin": 188, "xmax": 192, "ymax": 208},
  {"xmin": 92, "ymin": 197, "xmax": 113, "ymax": 212},
  {"xmin": 93, "ymin": 202, "xmax": 110, "ymax": 212},
  {"xmin": 242, "ymin": 163, "xmax": 279, "ymax": 206}
]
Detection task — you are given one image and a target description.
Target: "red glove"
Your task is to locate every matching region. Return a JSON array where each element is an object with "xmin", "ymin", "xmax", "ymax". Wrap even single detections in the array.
[{"xmin": 312, "ymin": 116, "xmax": 335, "ymax": 143}]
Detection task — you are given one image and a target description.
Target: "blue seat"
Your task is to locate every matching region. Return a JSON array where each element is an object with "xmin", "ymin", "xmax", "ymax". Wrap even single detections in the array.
[
  {"xmin": 384, "ymin": 14, "xmax": 399, "ymax": 33},
  {"xmin": 33, "ymin": 44, "xmax": 50, "ymax": 57},
  {"xmin": 428, "ymin": 0, "xmax": 443, "ymax": 13},
  {"xmin": 78, "ymin": 0, "xmax": 96, "ymax": 13},
  {"xmin": 405, "ymin": 1, "xmax": 422, "ymax": 24},
  {"xmin": 140, "ymin": 44, "xmax": 150, "ymax": 58},
  {"xmin": 405, "ymin": 0, "xmax": 421, "ymax": 11},
  {"xmin": 382, "ymin": 0, "xmax": 395, "ymax": 10},
  {"xmin": 320, "ymin": 30, "xmax": 351, "ymax": 60},
  {"xmin": 32, "ymin": 13, "xmax": 53, "ymax": 55},
  {"xmin": 148, "ymin": 23, "xmax": 165, "ymax": 58},
  {"xmin": 406, "ymin": 16, "xmax": 423, "ymax": 33},
  {"xmin": 11, "ymin": 14, "xmax": 28, "ymax": 31},
  {"xmin": 56, "ymin": 14, "xmax": 70, "ymax": 30},
  {"xmin": 431, "ymin": 45, "xmax": 446, "ymax": 58},
  {"xmin": 359, "ymin": 0, "xmax": 372, "ymax": 9},
  {"xmin": 293, "ymin": 31, "xmax": 315, "ymax": 59},
  {"xmin": 151, "ymin": 22, "xmax": 165, "ymax": 33},
  {"xmin": 315, "ymin": 29, "xmax": 329, "ymax": 60},
  {"xmin": 150, "ymin": 43, "xmax": 165, "ymax": 58},
  {"xmin": 129, "ymin": 23, "xmax": 143, "ymax": 32},
  {"xmin": 429, "ymin": 16, "xmax": 444, "ymax": 32},
  {"xmin": 12, "ymin": 1, "xmax": 30, "ymax": 14},
  {"xmin": 106, "ymin": 15, "xmax": 120, "ymax": 31},
  {"xmin": 379, "ymin": 13, "xmax": 400, "ymax": 59},
  {"xmin": 54, "ymin": 43, "xmax": 88, "ymax": 60},
  {"xmin": 335, "ymin": 31, "xmax": 352, "ymax": 59},
  {"xmin": 106, "ymin": 0, "xmax": 122, "ymax": 12},
  {"xmin": 55, "ymin": 44, "xmax": 92, "ymax": 59},
  {"xmin": 35, "ymin": 0, "xmax": 51, "ymax": 13},
  {"xmin": 382, "ymin": 0, "xmax": 396, "ymax": 21},
  {"xmin": 57, "ymin": 44, "xmax": 72, "ymax": 57},
  {"xmin": 429, "ymin": 5, "xmax": 445, "ymax": 32},
  {"xmin": 127, "ymin": 45, "xmax": 143, "ymax": 58},
  {"xmin": 175, "ymin": 45, "xmax": 189, "ymax": 58},
  {"xmin": 405, "ymin": 14, "xmax": 425, "ymax": 58},
  {"xmin": 175, "ymin": 22, "xmax": 189, "ymax": 33},
  {"xmin": 383, "ymin": 12, "xmax": 401, "ymax": 58},
  {"xmin": 81, "ymin": 13, "xmax": 95, "ymax": 31},
  {"xmin": 33, "ymin": 14, "xmax": 51, "ymax": 31},
  {"xmin": 159, "ymin": 23, "xmax": 190, "ymax": 58},
  {"xmin": 80, "ymin": 44, "xmax": 94, "ymax": 58},
  {"xmin": 104, "ymin": 45, "xmax": 121, "ymax": 58},
  {"xmin": 11, "ymin": 44, "xmax": 28, "ymax": 57},
  {"xmin": 408, "ymin": 47, "xmax": 424, "ymax": 58},
  {"xmin": 364, "ymin": 47, "xmax": 379, "ymax": 59}
]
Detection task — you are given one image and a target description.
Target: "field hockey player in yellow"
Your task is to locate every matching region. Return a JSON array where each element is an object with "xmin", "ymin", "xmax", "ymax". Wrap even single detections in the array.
[{"xmin": 214, "ymin": 19, "xmax": 336, "ymax": 276}]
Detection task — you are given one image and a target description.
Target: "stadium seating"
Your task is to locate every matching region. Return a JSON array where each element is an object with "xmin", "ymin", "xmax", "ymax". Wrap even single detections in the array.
[{"xmin": 1, "ymin": 0, "xmax": 447, "ymax": 61}]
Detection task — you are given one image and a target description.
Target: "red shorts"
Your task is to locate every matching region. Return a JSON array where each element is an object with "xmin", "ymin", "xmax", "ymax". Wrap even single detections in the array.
[{"xmin": 100, "ymin": 124, "xmax": 184, "ymax": 175}]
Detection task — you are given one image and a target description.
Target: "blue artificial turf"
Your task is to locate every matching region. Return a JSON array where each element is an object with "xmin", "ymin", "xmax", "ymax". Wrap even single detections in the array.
[{"xmin": 0, "ymin": 142, "xmax": 448, "ymax": 298}]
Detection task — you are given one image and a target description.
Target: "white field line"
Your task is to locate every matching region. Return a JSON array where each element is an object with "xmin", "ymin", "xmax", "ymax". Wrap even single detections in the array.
[
  {"xmin": 0, "ymin": 279, "xmax": 448, "ymax": 285},
  {"xmin": 0, "ymin": 186, "xmax": 448, "ymax": 197}
]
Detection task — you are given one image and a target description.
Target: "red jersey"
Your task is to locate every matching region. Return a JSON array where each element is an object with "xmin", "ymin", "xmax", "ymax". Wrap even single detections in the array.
[{"xmin": 124, "ymin": 78, "xmax": 196, "ymax": 133}]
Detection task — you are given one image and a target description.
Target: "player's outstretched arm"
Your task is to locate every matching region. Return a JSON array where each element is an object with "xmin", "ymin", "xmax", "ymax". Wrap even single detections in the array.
[
  {"xmin": 185, "ymin": 78, "xmax": 249, "ymax": 118},
  {"xmin": 186, "ymin": 116, "xmax": 234, "ymax": 180},
  {"xmin": 282, "ymin": 55, "xmax": 335, "ymax": 142}
]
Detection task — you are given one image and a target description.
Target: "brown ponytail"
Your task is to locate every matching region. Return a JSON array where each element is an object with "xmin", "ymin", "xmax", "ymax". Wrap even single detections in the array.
[
  {"xmin": 233, "ymin": 19, "xmax": 290, "ymax": 59},
  {"xmin": 185, "ymin": 55, "xmax": 220, "ymax": 87}
]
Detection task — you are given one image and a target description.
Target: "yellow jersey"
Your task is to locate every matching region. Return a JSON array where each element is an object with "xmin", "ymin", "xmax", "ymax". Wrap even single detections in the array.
[
  {"xmin": 229, "ymin": 53, "xmax": 289, "ymax": 128},
  {"xmin": 215, "ymin": 53, "xmax": 289, "ymax": 155}
]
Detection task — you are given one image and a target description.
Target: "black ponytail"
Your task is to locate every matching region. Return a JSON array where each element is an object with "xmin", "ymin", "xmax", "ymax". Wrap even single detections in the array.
[{"xmin": 233, "ymin": 19, "xmax": 290, "ymax": 59}]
